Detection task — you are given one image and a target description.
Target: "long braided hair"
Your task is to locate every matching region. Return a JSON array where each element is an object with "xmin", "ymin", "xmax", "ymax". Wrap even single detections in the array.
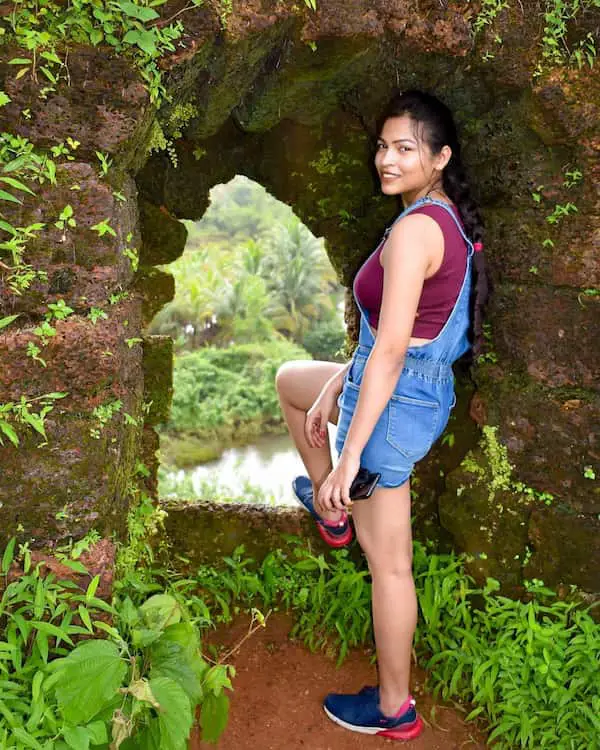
[{"xmin": 376, "ymin": 90, "xmax": 489, "ymax": 356}]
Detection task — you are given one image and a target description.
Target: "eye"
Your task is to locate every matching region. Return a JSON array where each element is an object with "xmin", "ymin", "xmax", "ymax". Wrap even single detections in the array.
[{"xmin": 376, "ymin": 142, "xmax": 387, "ymax": 150}]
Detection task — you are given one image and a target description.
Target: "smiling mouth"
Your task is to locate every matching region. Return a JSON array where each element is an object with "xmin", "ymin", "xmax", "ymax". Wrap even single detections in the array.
[{"xmin": 381, "ymin": 171, "xmax": 401, "ymax": 178}]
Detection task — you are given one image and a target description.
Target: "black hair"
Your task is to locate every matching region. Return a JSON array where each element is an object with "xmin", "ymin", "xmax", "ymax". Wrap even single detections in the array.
[{"xmin": 377, "ymin": 89, "xmax": 489, "ymax": 356}]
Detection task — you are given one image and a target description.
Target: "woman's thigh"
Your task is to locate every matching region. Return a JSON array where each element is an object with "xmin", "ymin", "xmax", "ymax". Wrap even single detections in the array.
[
  {"xmin": 276, "ymin": 360, "xmax": 345, "ymax": 425},
  {"xmin": 351, "ymin": 480, "xmax": 413, "ymax": 573}
]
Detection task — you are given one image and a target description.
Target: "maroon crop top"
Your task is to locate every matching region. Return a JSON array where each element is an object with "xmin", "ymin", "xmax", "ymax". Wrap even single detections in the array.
[{"xmin": 353, "ymin": 204, "xmax": 468, "ymax": 338}]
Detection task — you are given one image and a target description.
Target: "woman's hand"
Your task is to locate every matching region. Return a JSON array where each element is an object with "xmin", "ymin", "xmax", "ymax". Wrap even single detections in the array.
[
  {"xmin": 316, "ymin": 451, "xmax": 360, "ymax": 514},
  {"xmin": 305, "ymin": 384, "xmax": 338, "ymax": 449}
]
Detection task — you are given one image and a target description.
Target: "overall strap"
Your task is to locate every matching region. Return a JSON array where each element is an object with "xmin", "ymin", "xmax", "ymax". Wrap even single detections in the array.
[
  {"xmin": 388, "ymin": 196, "xmax": 474, "ymax": 258},
  {"xmin": 354, "ymin": 196, "xmax": 473, "ymax": 347}
]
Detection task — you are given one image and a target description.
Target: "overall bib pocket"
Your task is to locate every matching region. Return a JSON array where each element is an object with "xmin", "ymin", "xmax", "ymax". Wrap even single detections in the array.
[{"xmin": 386, "ymin": 395, "xmax": 440, "ymax": 460}]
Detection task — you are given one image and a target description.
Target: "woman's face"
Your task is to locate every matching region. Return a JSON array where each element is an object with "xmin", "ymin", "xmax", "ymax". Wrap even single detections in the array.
[{"xmin": 374, "ymin": 114, "xmax": 445, "ymax": 198}]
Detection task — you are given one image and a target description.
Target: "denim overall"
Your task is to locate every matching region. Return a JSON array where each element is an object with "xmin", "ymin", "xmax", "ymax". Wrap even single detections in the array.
[{"xmin": 335, "ymin": 196, "xmax": 475, "ymax": 487}]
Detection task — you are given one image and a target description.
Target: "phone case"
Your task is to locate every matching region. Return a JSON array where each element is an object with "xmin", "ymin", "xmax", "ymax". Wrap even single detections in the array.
[{"xmin": 349, "ymin": 468, "xmax": 381, "ymax": 500}]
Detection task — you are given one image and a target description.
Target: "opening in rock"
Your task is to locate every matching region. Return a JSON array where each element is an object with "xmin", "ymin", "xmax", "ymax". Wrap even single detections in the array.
[{"xmin": 153, "ymin": 176, "xmax": 344, "ymax": 506}]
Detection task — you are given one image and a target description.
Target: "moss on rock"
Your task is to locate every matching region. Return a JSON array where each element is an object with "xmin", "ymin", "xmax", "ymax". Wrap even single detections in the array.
[
  {"xmin": 138, "ymin": 199, "xmax": 188, "ymax": 267},
  {"xmin": 142, "ymin": 335, "xmax": 173, "ymax": 427},
  {"xmin": 440, "ymin": 427, "xmax": 534, "ymax": 593}
]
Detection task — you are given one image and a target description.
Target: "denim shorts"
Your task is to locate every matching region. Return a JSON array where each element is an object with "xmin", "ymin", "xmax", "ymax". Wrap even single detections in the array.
[{"xmin": 335, "ymin": 346, "xmax": 456, "ymax": 488}]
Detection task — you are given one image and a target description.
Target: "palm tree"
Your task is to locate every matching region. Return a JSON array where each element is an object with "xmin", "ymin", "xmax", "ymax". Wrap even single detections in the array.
[{"xmin": 261, "ymin": 218, "xmax": 338, "ymax": 341}]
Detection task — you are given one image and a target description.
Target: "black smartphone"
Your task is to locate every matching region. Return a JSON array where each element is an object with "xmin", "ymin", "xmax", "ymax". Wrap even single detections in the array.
[{"xmin": 349, "ymin": 468, "xmax": 381, "ymax": 501}]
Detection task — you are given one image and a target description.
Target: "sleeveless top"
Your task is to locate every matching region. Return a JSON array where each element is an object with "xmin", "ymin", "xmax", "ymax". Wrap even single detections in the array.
[{"xmin": 353, "ymin": 203, "xmax": 468, "ymax": 338}]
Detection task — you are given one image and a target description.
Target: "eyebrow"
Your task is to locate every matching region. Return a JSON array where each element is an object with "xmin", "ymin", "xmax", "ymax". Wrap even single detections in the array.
[{"xmin": 377, "ymin": 137, "xmax": 416, "ymax": 145}]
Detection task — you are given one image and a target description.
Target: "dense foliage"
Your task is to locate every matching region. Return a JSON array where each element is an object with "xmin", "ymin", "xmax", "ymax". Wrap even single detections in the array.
[
  {"xmin": 2, "ymin": 518, "xmax": 599, "ymax": 749},
  {"xmin": 183, "ymin": 540, "xmax": 600, "ymax": 750},
  {"xmin": 0, "ymin": 537, "xmax": 232, "ymax": 750},
  {"xmin": 163, "ymin": 338, "xmax": 309, "ymax": 444},
  {"xmin": 148, "ymin": 177, "xmax": 344, "ymax": 355}
]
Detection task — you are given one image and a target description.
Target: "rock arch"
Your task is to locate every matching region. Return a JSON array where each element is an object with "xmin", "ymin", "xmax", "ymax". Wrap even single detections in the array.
[{"xmin": 0, "ymin": 0, "xmax": 598, "ymax": 593}]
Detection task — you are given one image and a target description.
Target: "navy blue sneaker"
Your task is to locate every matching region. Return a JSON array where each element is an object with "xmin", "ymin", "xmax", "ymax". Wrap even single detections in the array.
[
  {"xmin": 323, "ymin": 686, "xmax": 424, "ymax": 740},
  {"xmin": 292, "ymin": 475, "xmax": 352, "ymax": 548}
]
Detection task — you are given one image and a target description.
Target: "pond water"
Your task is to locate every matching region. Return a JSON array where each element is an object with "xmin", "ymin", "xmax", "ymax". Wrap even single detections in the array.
[{"xmin": 161, "ymin": 427, "xmax": 338, "ymax": 506}]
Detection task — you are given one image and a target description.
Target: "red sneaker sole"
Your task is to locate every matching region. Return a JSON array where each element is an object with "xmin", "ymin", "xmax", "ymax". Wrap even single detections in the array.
[
  {"xmin": 377, "ymin": 715, "xmax": 424, "ymax": 741},
  {"xmin": 317, "ymin": 522, "xmax": 353, "ymax": 548}
]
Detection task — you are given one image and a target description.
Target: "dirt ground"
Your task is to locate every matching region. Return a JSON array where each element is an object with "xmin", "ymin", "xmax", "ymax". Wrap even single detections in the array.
[{"xmin": 190, "ymin": 614, "xmax": 488, "ymax": 750}]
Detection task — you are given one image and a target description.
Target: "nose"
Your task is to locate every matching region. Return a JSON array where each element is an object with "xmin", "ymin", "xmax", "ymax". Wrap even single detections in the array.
[{"xmin": 381, "ymin": 147, "xmax": 397, "ymax": 168}]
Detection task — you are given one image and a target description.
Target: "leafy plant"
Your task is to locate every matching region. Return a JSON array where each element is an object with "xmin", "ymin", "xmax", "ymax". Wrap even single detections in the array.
[
  {"xmin": 122, "ymin": 246, "xmax": 139, "ymax": 272},
  {"xmin": 5, "ymin": 0, "xmax": 204, "ymax": 105},
  {"xmin": 540, "ymin": 0, "xmax": 600, "ymax": 70},
  {"xmin": 0, "ymin": 391, "xmax": 68, "ymax": 447},
  {"xmin": 546, "ymin": 201, "xmax": 578, "ymax": 225},
  {"xmin": 176, "ymin": 538, "xmax": 600, "ymax": 750},
  {"xmin": 54, "ymin": 203, "xmax": 76, "ymax": 232},
  {"xmin": 165, "ymin": 339, "xmax": 310, "ymax": 444},
  {"xmin": 90, "ymin": 398, "xmax": 123, "ymax": 439},
  {"xmin": 91, "ymin": 218, "xmax": 117, "ymax": 237},
  {"xmin": 472, "ymin": 0, "xmax": 509, "ymax": 34},
  {"xmin": 88, "ymin": 306, "xmax": 108, "ymax": 325}
]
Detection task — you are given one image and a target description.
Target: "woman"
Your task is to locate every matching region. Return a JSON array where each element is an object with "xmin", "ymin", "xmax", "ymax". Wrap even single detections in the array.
[{"xmin": 276, "ymin": 89, "xmax": 487, "ymax": 741}]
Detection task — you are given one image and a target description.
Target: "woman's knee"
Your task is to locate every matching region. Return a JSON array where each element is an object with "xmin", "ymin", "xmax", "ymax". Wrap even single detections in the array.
[
  {"xmin": 355, "ymin": 527, "xmax": 413, "ymax": 577},
  {"xmin": 275, "ymin": 360, "xmax": 301, "ymax": 397}
]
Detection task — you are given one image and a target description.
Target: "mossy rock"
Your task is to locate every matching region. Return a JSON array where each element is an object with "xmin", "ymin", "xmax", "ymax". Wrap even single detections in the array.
[{"xmin": 440, "ymin": 441, "xmax": 534, "ymax": 593}]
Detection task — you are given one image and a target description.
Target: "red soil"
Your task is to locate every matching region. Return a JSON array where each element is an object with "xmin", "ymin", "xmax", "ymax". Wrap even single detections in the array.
[{"xmin": 190, "ymin": 614, "xmax": 488, "ymax": 750}]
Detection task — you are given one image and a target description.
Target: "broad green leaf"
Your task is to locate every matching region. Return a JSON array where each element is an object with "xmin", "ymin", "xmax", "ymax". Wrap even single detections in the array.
[
  {"xmin": 63, "ymin": 725, "xmax": 90, "ymax": 750},
  {"xmin": 8, "ymin": 58, "xmax": 32, "ymax": 65},
  {"xmin": 200, "ymin": 691, "xmax": 229, "ymax": 744},
  {"xmin": 149, "ymin": 638, "xmax": 202, "ymax": 703},
  {"xmin": 132, "ymin": 627, "xmax": 163, "ymax": 648},
  {"xmin": 122, "ymin": 29, "xmax": 156, "ymax": 55},
  {"xmin": 2, "ymin": 155, "xmax": 30, "ymax": 172},
  {"xmin": 139, "ymin": 594, "xmax": 181, "ymax": 630},
  {"xmin": 86, "ymin": 720, "xmax": 108, "ymax": 744},
  {"xmin": 159, "ymin": 622, "xmax": 200, "ymax": 658},
  {"xmin": 148, "ymin": 677, "xmax": 192, "ymax": 750},
  {"xmin": 117, "ymin": 1, "xmax": 159, "ymax": 22},
  {"xmin": 53, "ymin": 640, "xmax": 127, "ymax": 725}
]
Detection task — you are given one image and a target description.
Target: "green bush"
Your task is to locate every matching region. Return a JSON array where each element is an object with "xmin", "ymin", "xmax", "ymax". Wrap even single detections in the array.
[
  {"xmin": 0, "ymin": 541, "xmax": 231, "ymax": 749},
  {"xmin": 164, "ymin": 339, "xmax": 311, "ymax": 442},
  {"xmin": 184, "ymin": 539, "xmax": 600, "ymax": 750},
  {"xmin": 301, "ymin": 317, "xmax": 346, "ymax": 362}
]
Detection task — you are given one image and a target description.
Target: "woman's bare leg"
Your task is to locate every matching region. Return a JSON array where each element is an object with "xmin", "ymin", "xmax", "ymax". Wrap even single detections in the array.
[
  {"xmin": 351, "ymin": 480, "xmax": 416, "ymax": 715},
  {"xmin": 276, "ymin": 360, "xmax": 345, "ymax": 524}
]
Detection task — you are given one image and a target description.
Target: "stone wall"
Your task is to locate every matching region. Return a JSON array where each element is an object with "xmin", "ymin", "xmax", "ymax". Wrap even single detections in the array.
[{"xmin": 0, "ymin": 0, "xmax": 598, "ymax": 592}]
